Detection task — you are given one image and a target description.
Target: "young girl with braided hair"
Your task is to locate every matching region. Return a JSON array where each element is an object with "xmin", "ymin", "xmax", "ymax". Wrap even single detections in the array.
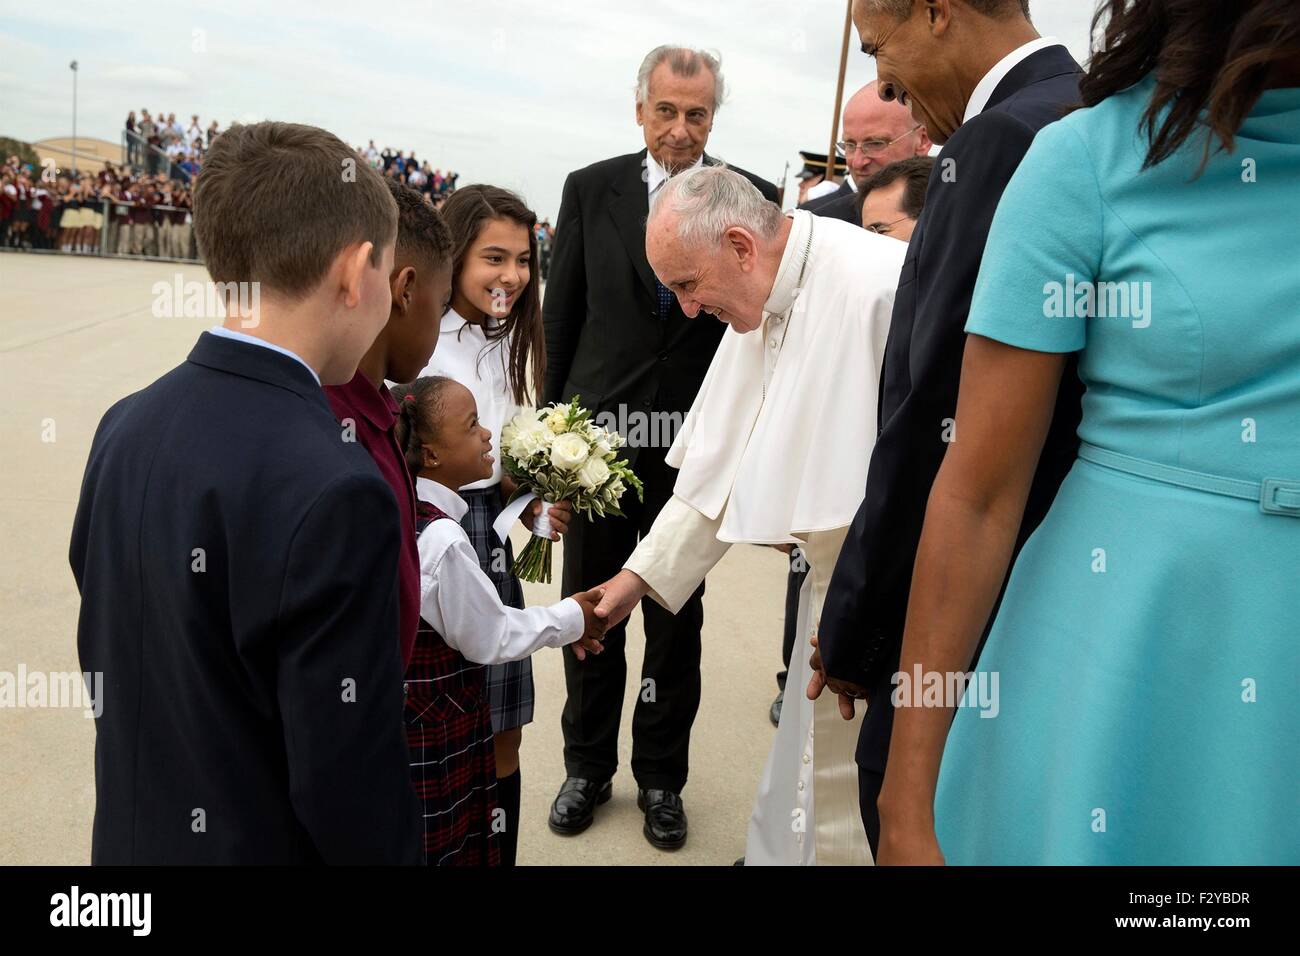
[{"xmin": 392, "ymin": 375, "xmax": 605, "ymax": 865}]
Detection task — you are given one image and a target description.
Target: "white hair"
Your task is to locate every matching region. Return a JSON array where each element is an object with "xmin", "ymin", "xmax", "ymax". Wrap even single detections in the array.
[
  {"xmin": 635, "ymin": 45, "xmax": 727, "ymax": 113},
  {"xmin": 649, "ymin": 164, "xmax": 783, "ymax": 248}
]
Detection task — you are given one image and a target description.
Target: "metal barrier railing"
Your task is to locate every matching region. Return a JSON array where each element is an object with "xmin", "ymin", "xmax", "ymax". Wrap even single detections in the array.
[
  {"xmin": 96, "ymin": 199, "xmax": 198, "ymax": 260},
  {"xmin": 121, "ymin": 129, "xmax": 193, "ymax": 183},
  {"xmin": 0, "ymin": 198, "xmax": 200, "ymax": 261}
]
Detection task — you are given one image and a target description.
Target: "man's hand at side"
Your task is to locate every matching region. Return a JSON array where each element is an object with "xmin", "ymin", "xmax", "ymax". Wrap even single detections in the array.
[{"xmin": 806, "ymin": 634, "xmax": 869, "ymax": 720}]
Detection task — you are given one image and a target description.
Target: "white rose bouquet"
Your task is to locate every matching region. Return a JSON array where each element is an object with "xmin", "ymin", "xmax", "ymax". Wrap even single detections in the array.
[{"xmin": 500, "ymin": 396, "xmax": 644, "ymax": 583}]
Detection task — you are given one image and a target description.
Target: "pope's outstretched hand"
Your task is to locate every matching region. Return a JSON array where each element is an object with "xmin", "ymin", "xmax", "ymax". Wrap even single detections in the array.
[
  {"xmin": 568, "ymin": 586, "xmax": 609, "ymax": 661},
  {"xmin": 588, "ymin": 569, "xmax": 651, "ymax": 635}
]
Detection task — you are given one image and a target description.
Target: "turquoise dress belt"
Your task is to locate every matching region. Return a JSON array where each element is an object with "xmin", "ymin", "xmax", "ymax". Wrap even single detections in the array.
[{"xmin": 1077, "ymin": 443, "xmax": 1300, "ymax": 517}]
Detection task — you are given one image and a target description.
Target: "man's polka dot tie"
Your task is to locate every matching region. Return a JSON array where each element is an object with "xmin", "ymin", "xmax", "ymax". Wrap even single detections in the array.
[
  {"xmin": 649, "ymin": 178, "xmax": 675, "ymax": 320},
  {"xmin": 655, "ymin": 278, "xmax": 675, "ymax": 320}
]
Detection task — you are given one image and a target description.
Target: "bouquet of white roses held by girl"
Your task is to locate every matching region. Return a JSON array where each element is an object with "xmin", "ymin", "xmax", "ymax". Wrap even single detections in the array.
[{"xmin": 500, "ymin": 396, "xmax": 644, "ymax": 584}]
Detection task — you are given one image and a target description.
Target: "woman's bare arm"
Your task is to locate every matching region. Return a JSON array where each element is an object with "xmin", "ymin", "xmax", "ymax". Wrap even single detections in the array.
[{"xmin": 876, "ymin": 334, "xmax": 1067, "ymax": 864}]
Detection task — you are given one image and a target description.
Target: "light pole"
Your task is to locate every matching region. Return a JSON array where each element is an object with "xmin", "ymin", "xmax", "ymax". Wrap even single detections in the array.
[
  {"xmin": 70, "ymin": 60, "xmax": 79, "ymax": 178},
  {"xmin": 826, "ymin": 0, "xmax": 852, "ymax": 187}
]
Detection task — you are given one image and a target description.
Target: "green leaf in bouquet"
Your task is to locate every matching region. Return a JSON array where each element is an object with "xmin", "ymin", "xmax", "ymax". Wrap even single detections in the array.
[{"xmin": 605, "ymin": 461, "xmax": 644, "ymax": 505}]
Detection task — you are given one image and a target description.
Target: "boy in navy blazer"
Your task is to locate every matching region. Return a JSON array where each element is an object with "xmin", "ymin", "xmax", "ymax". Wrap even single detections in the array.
[{"xmin": 70, "ymin": 121, "xmax": 421, "ymax": 864}]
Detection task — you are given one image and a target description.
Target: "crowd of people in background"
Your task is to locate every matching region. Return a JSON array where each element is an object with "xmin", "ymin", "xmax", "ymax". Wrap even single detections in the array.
[
  {"xmin": 2, "ymin": 155, "xmax": 196, "ymax": 257},
  {"xmin": 356, "ymin": 139, "xmax": 459, "ymax": 209},
  {"xmin": 534, "ymin": 218, "xmax": 554, "ymax": 280},
  {"xmin": 124, "ymin": 109, "xmax": 214, "ymax": 179},
  {"xmin": 2, "ymin": 114, "xmax": 466, "ymax": 260},
  {"xmin": 122, "ymin": 112, "xmax": 466, "ymax": 204}
]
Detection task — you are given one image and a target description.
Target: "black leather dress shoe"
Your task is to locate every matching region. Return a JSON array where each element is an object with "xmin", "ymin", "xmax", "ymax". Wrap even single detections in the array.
[
  {"xmin": 637, "ymin": 788, "xmax": 687, "ymax": 850},
  {"xmin": 548, "ymin": 776, "xmax": 612, "ymax": 835}
]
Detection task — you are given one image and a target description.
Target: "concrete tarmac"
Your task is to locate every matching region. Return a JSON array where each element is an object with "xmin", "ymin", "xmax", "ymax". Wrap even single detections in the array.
[{"xmin": 0, "ymin": 252, "xmax": 789, "ymax": 865}]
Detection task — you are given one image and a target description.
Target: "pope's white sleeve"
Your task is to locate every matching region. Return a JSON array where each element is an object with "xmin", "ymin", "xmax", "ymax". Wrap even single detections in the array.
[{"xmin": 624, "ymin": 495, "xmax": 731, "ymax": 614}]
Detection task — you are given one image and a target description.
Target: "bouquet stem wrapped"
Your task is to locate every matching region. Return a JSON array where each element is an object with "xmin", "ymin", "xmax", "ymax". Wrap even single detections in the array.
[{"xmin": 513, "ymin": 499, "xmax": 556, "ymax": 584}]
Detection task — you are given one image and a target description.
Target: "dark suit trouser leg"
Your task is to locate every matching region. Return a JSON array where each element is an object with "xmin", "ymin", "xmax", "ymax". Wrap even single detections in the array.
[
  {"xmin": 629, "ymin": 443, "xmax": 702, "ymax": 792},
  {"xmin": 857, "ymin": 665, "xmax": 896, "ymax": 858},
  {"xmin": 778, "ymin": 550, "xmax": 807, "ymax": 688},
  {"xmin": 559, "ymin": 442, "xmax": 703, "ymax": 792},
  {"xmin": 859, "ymin": 766, "xmax": 884, "ymax": 857},
  {"xmin": 629, "ymin": 579, "xmax": 703, "ymax": 792},
  {"xmin": 560, "ymin": 501, "xmax": 638, "ymax": 783}
]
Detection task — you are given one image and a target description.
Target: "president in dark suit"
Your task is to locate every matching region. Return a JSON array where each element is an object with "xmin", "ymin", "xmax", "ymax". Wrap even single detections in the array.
[
  {"xmin": 70, "ymin": 120, "xmax": 420, "ymax": 864},
  {"xmin": 543, "ymin": 44, "xmax": 777, "ymax": 849},
  {"xmin": 812, "ymin": 0, "xmax": 1086, "ymax": 856}
]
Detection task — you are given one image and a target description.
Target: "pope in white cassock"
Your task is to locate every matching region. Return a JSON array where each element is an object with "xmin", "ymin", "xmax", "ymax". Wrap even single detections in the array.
[{"xmin": 590, "ymin": 165, "xmax": 904, "ymax": 865}]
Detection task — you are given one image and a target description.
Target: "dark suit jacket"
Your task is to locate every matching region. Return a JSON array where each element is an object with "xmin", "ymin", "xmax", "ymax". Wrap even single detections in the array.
[
  {"xmin": 807, "ymin": 190, "xmax": 861, "ymax": 226},
  {"xmin": 542, "ymin": 149, "xmax": 778, "ymax": 469},
  {"xmin": 70, "ymin": 332, "xmax": 420, "ymax": 864},
  {"xmin": 817, "ymin": 46, "xmax": 1087, "ymax": 772},
  {"xmin": 799, "ymin": 177, "xmax": 852, "ymax": 213}
]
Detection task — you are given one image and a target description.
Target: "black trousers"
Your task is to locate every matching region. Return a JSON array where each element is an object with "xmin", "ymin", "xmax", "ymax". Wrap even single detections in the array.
[
  {"xmin": 859, "ymin": 766, "xmax": 884, "ymax": 856},
  {"xmin": 777, "ymin": 549, "xmax": 807, "ymax": 689},
  {"xmin": 560, "ymin": 441, "xmax": 704, "ymax": 793}
]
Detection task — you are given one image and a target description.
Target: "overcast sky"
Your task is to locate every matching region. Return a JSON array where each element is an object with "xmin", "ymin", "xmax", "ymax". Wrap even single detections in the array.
[{"xmin": 0, "ymin": 0, "xmax": 1097, "ymax": 219}]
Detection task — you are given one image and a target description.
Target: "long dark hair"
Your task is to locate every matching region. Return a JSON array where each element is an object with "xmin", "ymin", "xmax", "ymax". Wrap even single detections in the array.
[
  {"xmin": 439, "ymin": 184, "xmax": 545, "ymax": 407},
  {"xmin": 1081, "ymin": 0, "xmax": 1300, "ymax": 173}
]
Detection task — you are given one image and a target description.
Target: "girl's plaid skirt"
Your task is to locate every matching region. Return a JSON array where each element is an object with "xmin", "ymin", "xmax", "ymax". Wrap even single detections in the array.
[
  {"xmin": 407, "ymin": 503, "xmax": 500, "ymax": 866},
  {"xmin": 459, "ymin": 485, "xmax": 534, "ymax": 733}
]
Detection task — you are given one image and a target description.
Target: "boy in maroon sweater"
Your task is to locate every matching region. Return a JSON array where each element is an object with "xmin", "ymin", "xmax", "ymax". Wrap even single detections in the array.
[{"xmin": 325, "ymin": 181, "xmax": 453, "ymax": 665}]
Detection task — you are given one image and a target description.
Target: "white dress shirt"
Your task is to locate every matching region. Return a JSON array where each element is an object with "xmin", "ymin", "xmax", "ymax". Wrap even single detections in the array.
[
  {"xmin": 646, "ymin": 150, "xmax": 704, "ymax": 197},
  {"xmin": 802, "ymin": 177, "xmax": 844, "ymax": 203},
  {"xmin": 415, "ymin": 477, "xmax": 583, "ymax": 662},
  {"xmin": 207, "ymin": 326, "xmax": 320, "ymax": 385},
  {"xmin": 419, "ymin": 308, "xmax": 521, "ymax": 489},
  {"xmin": 963, "ymin": 36, "xmax": 1064, "ymax": 123}
]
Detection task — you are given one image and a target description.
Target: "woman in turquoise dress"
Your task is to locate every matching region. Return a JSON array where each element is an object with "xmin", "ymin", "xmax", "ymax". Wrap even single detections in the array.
[{"xmin": 876, "ymin": 0, "xmax": 1300, "ymax": 865}]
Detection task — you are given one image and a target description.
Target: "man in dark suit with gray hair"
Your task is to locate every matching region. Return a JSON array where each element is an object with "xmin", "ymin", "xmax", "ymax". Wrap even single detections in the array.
[{"xmin": 543, "ymin": 44, "xmax": 777, "ymax": 850}]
